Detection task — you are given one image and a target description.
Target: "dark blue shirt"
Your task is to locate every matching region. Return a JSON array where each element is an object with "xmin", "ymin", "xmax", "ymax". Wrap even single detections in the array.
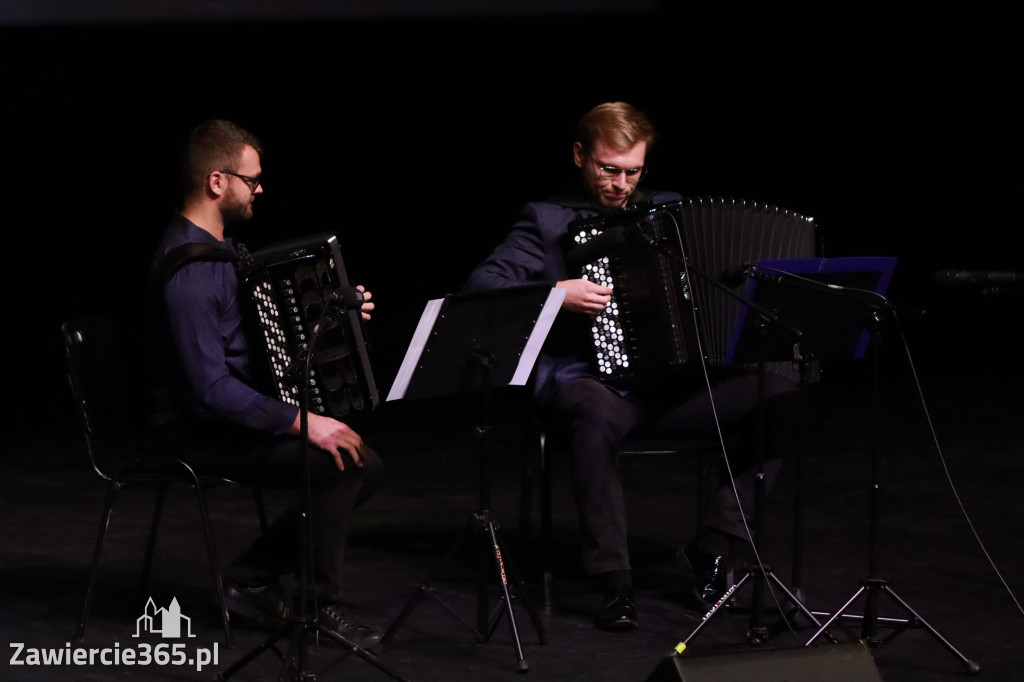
[{"xmin": 152, "ymin": 215, "xmax": 298, "ymax": 434}]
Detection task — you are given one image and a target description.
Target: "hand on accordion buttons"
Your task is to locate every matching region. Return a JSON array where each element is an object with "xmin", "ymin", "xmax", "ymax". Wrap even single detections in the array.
[{"xmin": 556, "ymin": 278, "xmax": 612, "ymax": 315}]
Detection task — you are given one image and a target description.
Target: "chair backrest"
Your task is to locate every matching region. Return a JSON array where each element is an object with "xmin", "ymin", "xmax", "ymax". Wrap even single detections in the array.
[{"xmin": 62, "ymin": 317, "xmax": 146, "ymax": 480}]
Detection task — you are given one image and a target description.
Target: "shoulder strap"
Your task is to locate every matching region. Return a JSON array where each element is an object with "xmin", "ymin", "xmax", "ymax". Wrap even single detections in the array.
[
  {"xmin": 146, "ymin": 242, "xmax": 246, "ymax": 430},
  {"xmin": 153, "ymin": 243, "xmax": 240, "ymax": 286}
]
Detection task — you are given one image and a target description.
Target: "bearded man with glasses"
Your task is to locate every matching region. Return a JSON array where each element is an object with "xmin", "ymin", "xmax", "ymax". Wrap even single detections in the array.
[
  {"xmin": 464, "ymin": 102, "xmax": 799, "ymax": 632},
  {"xmin": 147, "ymin": 119, "xmax": 385, "ymax": 648}
]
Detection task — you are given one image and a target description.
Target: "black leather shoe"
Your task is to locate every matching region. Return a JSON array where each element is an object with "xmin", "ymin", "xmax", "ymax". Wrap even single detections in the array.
[
  {"xmin": 223, "ymin": 579, "xmax": 290, "ymax": 628},
  {"xmin": 319, "ymin": 604, "xmax": 382, "ymax": 650},
  {"xmin": 596, "ymin": 584, "xmax": 638, "ymax": 632},
  {"xmin": 678, "ymin": 541, "xmax": 728, "ymax": 607}
]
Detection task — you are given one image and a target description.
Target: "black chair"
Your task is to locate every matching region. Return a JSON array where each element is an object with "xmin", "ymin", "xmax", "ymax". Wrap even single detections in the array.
[
  {"xmin": 63, "ymin": 317, "xmax": 267, "ymax": 647},
  {"xmin": 519, "ymin": 420, "xmax": 719, "ymax": 605}
]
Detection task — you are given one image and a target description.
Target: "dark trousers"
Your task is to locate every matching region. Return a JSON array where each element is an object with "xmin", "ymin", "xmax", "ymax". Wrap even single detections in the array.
[
  {"xmin": 545, "ymin": 371, "xmax": 798, "ymax": 576},
  {"xmin": 153, "ymin": 417, "xmax": 384, "ymax": 604}
]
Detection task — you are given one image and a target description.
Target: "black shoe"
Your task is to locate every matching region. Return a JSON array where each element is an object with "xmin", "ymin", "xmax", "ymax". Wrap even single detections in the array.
[
  {"xmin": 678, "ymin": 541, "xmax": 728, "ymax": 607},
  {"xmin": 223, "ymin": 579, "xmax": 290, "ymax": 628},
  {"xmin": 596, "ymin": 584, "xmax": 638, "ymax": 632},
  {"xmin": 318, "ymin": 603, "xmax": 382, "ymax": 650}
]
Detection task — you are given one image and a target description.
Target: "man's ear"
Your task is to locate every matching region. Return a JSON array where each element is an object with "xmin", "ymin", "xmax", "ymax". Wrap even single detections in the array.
[
  {"xmin": 206, "ymin": 170, "xmax": 227, "ymax": 198},
  {"xmin": 572, "ymin": 141, "xmax": 585, "ymax": 169}
]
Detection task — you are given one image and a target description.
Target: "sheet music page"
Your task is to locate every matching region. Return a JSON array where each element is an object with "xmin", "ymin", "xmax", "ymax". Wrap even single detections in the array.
[
  {"xmin": 386, "ymin": 297, "xmax": 445, "ymax": 401},
  {"xmin": 510, "ymin": 287, "xmax": 565, "ymax": 386}
]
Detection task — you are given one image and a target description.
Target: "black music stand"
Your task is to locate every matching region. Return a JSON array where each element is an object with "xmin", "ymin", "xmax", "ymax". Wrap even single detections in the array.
[
  {"xmin": 761, "ymin": 267, "xmax": 980, "ymax": 674},
  {"xmin": 726, "ymin": 257, "xmax": 898, "ymax": 367},
  {"xmin": 381, "ymin": 285, "xmax": 563, "ymax": 673},
  {"xmin": 735, "ymin": 258, "xmax": 901, "ymax": 643},
  {"xmin": 730, "ymin": 257, "xmax": 898, "ymax": 601}
]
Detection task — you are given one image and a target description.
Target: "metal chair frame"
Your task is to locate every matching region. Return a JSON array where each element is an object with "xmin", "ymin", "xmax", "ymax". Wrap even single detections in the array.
[
  {"xmin": 63, "ymin": 317, "xmax": 267, "ymax": 647},
  {"xmin": 519, "ymin": 421, "xmax": 719, "ymax": 605}
]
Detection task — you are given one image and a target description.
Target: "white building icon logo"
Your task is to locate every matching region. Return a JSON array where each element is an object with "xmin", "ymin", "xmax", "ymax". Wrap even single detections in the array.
[{"xmin": 133, "ymin": 597, "xmax": 196, "ymax": 638}]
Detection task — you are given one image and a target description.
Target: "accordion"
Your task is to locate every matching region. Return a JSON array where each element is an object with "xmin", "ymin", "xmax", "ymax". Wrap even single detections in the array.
[
  {"xmin": 239, "ymin": 233, "xmax": 379, "ymax": 419},
  {"xmin": 567, "ymin": 197, "xmax": 819, "ymax": 385}
]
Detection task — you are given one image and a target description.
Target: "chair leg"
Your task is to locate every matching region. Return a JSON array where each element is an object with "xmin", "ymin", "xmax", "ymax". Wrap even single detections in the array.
[
  {"xmin": 138, "ymin": 482, "xmax": 167, "ymax": 609},
  {"xmin": 696, "ymin": 448, "xmax": 716, "ymax": 538},
  {"xmin": 77, "ymin": 480, "xmax": 120, "ymax": 642},
  {"xmin": 192, "ymin": 482, "xmax": 232, "ymax": 648},
  {"xmin": 538, "ymin": 432, "xmax": 554, "ymax": 608},
  {"xmin": 79, "ymin": 476, "xmax": 238, "ymax": 648},
  {"xmin": 519, "ymin": 443, "xmax": 536, "ymax": 544},
  {"xmin": 253, "ymin": 486, "xmax": 269, "ymax": 535},
  {"xmin": 519, "ymin": 426, "xmax": 555, "ymax": 608}
]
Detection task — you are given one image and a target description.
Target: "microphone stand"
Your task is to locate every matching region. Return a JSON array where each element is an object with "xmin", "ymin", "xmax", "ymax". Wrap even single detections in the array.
[
  {"xmin": 678, "ymin": 269, "xmax": 830, "ymax": 647},
  {"xmin": 742, "ymin": 265, "xmax": 978, "ymax": 672},
  {"xmin": 627, "ymin": 225, "xmax": 830, "ymax": 646},
  {"xmin": 217, "ymin": 300, "xmax": 412, "ymax": 682},
  {"xmin": 803, "ymin": 306, "xmax": 980, "ymax": 675}
]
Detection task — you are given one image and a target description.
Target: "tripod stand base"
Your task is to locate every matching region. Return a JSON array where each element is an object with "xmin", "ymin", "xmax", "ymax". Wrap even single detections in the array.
[
  {"xmin": 807, "ymin": 578, "xmax": 981, "ymax": 675},
  {"xmin": 215, "ymin": 615, "xmax": 412, "ymax": 682},
  {"xmin": 381, "ymin": 509, "xmax": 545, "ymax": 673},
  {"xmin": 682, "ymin": 563, "xmax": 835, "ymax": 648}
]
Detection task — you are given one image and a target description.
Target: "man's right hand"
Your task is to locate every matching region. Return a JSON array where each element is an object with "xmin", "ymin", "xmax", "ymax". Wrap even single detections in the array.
[
  {"xmin": 556, "ymin": 278, "xmax": 612, "ymax": 315},
  {"xmin": 293, "ymin": 412, "xmax": 366, "ymax": 471}
]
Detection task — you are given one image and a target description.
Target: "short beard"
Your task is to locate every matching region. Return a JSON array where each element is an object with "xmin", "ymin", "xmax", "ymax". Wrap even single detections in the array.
[{"xmin": 221, "ymin": 192, "xmax": 254, "ymax": 226}]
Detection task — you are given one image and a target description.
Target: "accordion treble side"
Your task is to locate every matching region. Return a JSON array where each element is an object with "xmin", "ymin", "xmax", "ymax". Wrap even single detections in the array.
[
  {"xmin": 239, "ymin": 233, "xmax": 379, "ymax": 420},
  {"xmin": 568, "ymin": 197, "xmax": 819, "ymax": 385}
]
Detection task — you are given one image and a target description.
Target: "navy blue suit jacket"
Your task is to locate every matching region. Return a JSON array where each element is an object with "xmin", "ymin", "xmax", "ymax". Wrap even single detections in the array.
[{"xmin": 464, "ymin": 188, "xmax": 682, "ymax": 403}]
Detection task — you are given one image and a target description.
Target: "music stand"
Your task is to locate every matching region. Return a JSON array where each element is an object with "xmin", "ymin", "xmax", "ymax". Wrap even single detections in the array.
[
  {"xmin": 732, "ymin": 256, "xmax": 899, "ymax": 593},
  {"xmin": 739, "ymin": 258, "xmax": 900, "ymax": 639},
  {"xmin": 381, "ymin": 284, "xmax": 564, "ymax": 672},
  {"xmin": 759, "ymin": 262, "xmax": 980, "ymax": 673},
  {"xmin": 727, "ymin": 257, "xmax": 899, "ymax": 366}
]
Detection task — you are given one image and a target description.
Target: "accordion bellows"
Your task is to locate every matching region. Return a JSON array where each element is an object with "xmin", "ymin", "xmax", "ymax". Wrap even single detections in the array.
[{"xmin": 568, "ymin": 197, "xmax": 819, "ymax": 385}]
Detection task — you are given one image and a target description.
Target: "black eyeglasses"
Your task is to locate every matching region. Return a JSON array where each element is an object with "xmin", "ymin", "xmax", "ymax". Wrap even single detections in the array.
[
  {"xmin": 219, "ymin": 170, "xmax": 262, "ymax": 192},
  {"xmin": 595, "ymin": 163, "xmax": 647, "ymax": 181}
]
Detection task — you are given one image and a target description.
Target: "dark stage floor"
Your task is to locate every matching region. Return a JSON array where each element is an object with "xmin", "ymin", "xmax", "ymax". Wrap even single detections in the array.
[{"xmin": 3, "ymin": 363, "xmax": 1023, "ymax": 682}]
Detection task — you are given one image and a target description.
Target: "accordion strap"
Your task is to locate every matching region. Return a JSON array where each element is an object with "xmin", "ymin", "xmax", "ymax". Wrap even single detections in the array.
[
  {"xmin": 146, "ymin": 241, "xmax": 255, "ymax": 431},
  {"xmin": 154, "ymin": 242, "xmax": 247, "ymax": 286}
]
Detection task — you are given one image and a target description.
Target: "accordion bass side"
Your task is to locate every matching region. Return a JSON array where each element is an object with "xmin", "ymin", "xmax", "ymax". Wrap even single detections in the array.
[
  {"xmin": 239, "ymin": 233, "xmax": 379, "ymax": 419},
  {"xmin": 568, "ymin": 198, "xmax": 819, "ymax": 385}
]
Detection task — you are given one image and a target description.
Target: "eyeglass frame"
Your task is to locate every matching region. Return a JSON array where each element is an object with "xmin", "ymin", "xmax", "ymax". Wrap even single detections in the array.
[
  {"xmin": 218, "ymin": 169, "xmax": 262, "ymax": 193},
  {"xmin": 595, "ymin": 163, "xmax": 648, "ymax": 182}
]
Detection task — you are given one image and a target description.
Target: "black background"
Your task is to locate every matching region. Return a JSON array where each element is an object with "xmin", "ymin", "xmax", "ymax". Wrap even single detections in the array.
[{"xmin": 4, "ymin": 3, "xmax": 1020, "ymax": 439}]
